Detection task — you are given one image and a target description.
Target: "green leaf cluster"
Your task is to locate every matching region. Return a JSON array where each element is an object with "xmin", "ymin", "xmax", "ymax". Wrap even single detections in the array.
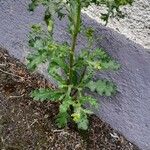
[
  {"xmin": 86, "ymin": 79, "xmax": 117, "ymax": 96},
  {"xmin": 27, "ymin": 0, "xmax": 131, "ymax": 130}
]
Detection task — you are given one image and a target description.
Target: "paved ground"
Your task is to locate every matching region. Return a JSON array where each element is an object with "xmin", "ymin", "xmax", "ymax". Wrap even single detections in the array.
[{"xmin": 0, "ymin": 0, "xmax": 150, "ymax": 150}]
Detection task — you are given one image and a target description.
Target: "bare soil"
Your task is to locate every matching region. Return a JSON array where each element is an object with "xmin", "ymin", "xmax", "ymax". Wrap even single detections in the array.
[{"xmin": 0, "ymin": 48, "xmax": 140, "ymax": 150}]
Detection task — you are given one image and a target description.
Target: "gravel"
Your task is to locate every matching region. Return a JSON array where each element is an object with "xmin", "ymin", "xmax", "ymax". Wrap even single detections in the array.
[{"xmin": 83, "ymin": 0, "xmax": 150, "ymax": 50}]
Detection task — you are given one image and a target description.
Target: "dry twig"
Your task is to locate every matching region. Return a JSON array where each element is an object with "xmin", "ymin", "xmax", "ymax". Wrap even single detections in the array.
[{"xmin": 0, "ymin": 68, "xmax": 23, "ymax": 79}]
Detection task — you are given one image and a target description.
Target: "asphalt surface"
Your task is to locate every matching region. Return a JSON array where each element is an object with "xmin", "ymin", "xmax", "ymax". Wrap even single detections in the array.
[{"xmin": 0, "ymin": 0, "xmax": 150, "ymax": 149}]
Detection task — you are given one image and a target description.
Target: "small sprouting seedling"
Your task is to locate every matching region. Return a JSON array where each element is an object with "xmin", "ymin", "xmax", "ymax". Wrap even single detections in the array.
[{"xmin": 27, "ymin": 0, "xmax": 133, "ymax": 130}]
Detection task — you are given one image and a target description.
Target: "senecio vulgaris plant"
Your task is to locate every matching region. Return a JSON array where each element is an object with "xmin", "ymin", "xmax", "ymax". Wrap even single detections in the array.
[{"xmin": 27, "ymin": 0, "xmax": 133, "ymax": 130}]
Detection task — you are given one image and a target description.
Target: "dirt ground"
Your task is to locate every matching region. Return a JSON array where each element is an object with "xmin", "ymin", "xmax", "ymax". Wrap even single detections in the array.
[{"xmin": 0, "ymin": 48, "xmax": 140, "ymax": 150}]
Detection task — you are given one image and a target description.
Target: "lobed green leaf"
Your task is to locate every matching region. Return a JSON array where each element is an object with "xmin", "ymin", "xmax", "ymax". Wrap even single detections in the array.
[
  {"xmin": 31, "ymin": 88, "xmax": 63, "ymax": 101},
  {"xmin": 87, "ymin": 79, "xmax": 117, "ymax": 96}
]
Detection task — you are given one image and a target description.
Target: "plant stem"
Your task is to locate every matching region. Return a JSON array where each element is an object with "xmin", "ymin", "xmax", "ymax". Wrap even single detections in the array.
[
  {"xmin": 71, "ymin": 66, "xmax": 87, "ymax": 98},
  {"xmin": 79, "ymin": 66, "xmax": 87, "ymax": 84},
  {"xmin": 69, "ymin": 0, "xmax": 81, "ymax": 84}
]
